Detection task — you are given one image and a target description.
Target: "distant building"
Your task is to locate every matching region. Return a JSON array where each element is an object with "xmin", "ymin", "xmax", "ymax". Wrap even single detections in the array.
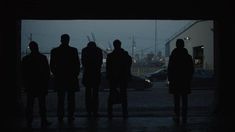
[{"xmin": 165, "ymin": 20, "xmax": 214, "ymax": 70}]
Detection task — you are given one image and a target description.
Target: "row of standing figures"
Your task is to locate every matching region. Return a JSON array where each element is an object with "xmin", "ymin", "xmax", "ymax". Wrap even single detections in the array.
[{"xmin": 21, "ymin": 34, "xmax": 194, "ymax": 128}]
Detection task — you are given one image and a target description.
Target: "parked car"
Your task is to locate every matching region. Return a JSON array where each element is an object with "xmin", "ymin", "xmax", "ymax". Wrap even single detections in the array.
[
  {"xmin": 99, "ymin": 72, "xmax": 153, "ymax": 91},
  {"xmin": 191, "ymin": 68, "xmax": 215, "ymax": 87},
  {"xmin": 165, "ymin": 68, "xmax": 215, "ymax": 88},
  {"xmin": 145, "ymin": 68, "xmax": 167, "ymax": 82}
]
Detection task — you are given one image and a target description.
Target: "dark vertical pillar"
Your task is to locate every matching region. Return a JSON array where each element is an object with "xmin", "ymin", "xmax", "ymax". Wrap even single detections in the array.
[
  {"xmin": 212, "ymin": 18, "xmax": 235, "ymax": 131},
  {"xmin": 1, "ymin": 18, "xmax": 21, "ymax": 129}
]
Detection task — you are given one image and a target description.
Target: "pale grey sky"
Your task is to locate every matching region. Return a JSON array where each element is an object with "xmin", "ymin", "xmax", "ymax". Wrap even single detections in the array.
[{"xmin": 21, "ymin": 20, "xmax": 196, "ymax": 56}]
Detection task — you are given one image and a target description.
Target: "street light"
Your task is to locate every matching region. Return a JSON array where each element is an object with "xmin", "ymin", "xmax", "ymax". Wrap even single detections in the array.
[{"xmin": 184, "ymin": 36, "xmax": 191, "ymax": 40}]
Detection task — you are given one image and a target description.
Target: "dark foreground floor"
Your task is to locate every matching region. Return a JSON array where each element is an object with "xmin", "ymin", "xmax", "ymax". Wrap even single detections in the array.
[{"xmin": 17, "ymin": 115, "xmax": 215, "ymax": 132}]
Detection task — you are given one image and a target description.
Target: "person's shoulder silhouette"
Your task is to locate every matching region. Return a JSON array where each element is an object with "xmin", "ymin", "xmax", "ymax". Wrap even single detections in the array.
[
  {"xmin": 81, "ymin": 41, "xmax": 103, "ymax": 76},
  {"xmin": 106, "ymin": 39, "xmax": 132, "ymax": 80},
  {"xmin": 22, "ymin": 41, "xmax": 50, "ymax": 94},
  {"xmin": 50, "ymin": 34, "xmax": 80, "ymax": 78},
  {"xmin": 82, "ymin": 41, "xmax": 102, "ymax": 58},
  {"xmin": 167, "ymin": 38, "xmax": 194, "ymax": 88}
]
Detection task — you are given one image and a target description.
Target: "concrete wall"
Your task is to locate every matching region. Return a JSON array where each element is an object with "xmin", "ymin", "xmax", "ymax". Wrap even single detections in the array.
[{"xmin": 168, "ymin": 21, "xmax": 214, "ymax": 70}]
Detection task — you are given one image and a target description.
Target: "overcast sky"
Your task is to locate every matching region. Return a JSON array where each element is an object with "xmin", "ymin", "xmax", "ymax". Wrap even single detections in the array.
[{"xmin": 21, "ymin": 20, "xmax": 196, "ymax": 56}]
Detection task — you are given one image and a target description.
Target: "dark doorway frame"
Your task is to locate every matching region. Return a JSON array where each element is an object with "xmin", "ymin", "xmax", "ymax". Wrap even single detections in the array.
[{"xmin": 1, "ymin": 1, "xmax": 234, "ymax": 129}]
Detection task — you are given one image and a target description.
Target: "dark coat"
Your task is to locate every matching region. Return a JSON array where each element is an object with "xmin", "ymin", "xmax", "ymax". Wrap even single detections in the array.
[
  {"xmin": 21, "ymin": 52, "xmax": 50, "ymax": 96},
  {"xmin": 167, "ymin": 48, "xmax": 194, "ymax": 94},
  {"xmin": 106, "ymin": 48, "xmax": 132, "ymax": 82},
  {"xmin": 50, "ymin": 44, "xmax": 80, "ymax": 91},
  {"xmin": 81, "ymin": 45, "xmax": 103, "ymax": 87}
]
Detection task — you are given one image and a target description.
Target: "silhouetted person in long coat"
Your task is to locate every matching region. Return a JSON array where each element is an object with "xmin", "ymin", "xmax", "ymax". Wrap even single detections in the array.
[
  {"xmin": 81, "ymin": 41, "xmax": 103, "ymax": 117},
  {"xmin": 106, "ymin": 39, "xmax": 132, "ymax": 119},
  {"xmin": 21, "ymin": 41, "xmax": 51, "ymax": 128},
  {"xmin": 50, "ymin": 34, "xmax": 80, "ymax": 123},
  {"xmin": 167, "ymin": 39, "xmax": 194, "ymax": 124}
]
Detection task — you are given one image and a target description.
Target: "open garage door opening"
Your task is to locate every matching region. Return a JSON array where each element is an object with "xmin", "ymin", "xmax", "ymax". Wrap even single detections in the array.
[{"xmin": 19, "ymin": 20, "xmax": 216, "ymax": 117}]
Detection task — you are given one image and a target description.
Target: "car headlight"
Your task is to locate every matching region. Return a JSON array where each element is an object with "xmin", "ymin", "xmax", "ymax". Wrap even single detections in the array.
[{"xmin": 145, "ymin": 79, "xmax": 151, "ymax": 83}]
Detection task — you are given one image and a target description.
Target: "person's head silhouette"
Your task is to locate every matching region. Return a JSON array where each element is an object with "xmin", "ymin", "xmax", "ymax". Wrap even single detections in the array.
[
  {"xmin": 113, "ymin": 39, "xmax": 121, "ymax": 49},
  {"xmin": 87, "ymin": 41, "xmax": 96, "ymax": 47},
  {"xmin": 29, "ymin": 41, "xmax": 39, "ymax": 53},
  {"xmin": 61, "ymin": 34, "xmax": 70, "ymax": 45},
  {"xmin": 176, "ymin": 39, "xmax": 184, "ymax": 48}
]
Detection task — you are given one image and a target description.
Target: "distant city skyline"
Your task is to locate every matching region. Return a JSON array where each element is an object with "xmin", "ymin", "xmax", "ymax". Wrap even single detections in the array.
[{"xmin": 21, "ymin": 20, "xmax": 196, "ymax": 57}]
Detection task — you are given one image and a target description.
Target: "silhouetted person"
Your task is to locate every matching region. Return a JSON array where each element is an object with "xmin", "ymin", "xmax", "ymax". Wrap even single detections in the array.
[
  {"xmin": 106, "ymin": 39, "xmax": 132, "ymax": 119},
  {"xmin": 167, "ymin": 39, "xmax": 194, "ymax": 124},
  {"xmin": 81, "ymin": 41, "xmax": 103, "ymax": 117},
  {"xmin": 50, "ymin": 34, "xmax": 80, "ymax": 123},
  {"xmin": 21, "ymin": 41, "xmax": 51, "ymax": 128}
]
